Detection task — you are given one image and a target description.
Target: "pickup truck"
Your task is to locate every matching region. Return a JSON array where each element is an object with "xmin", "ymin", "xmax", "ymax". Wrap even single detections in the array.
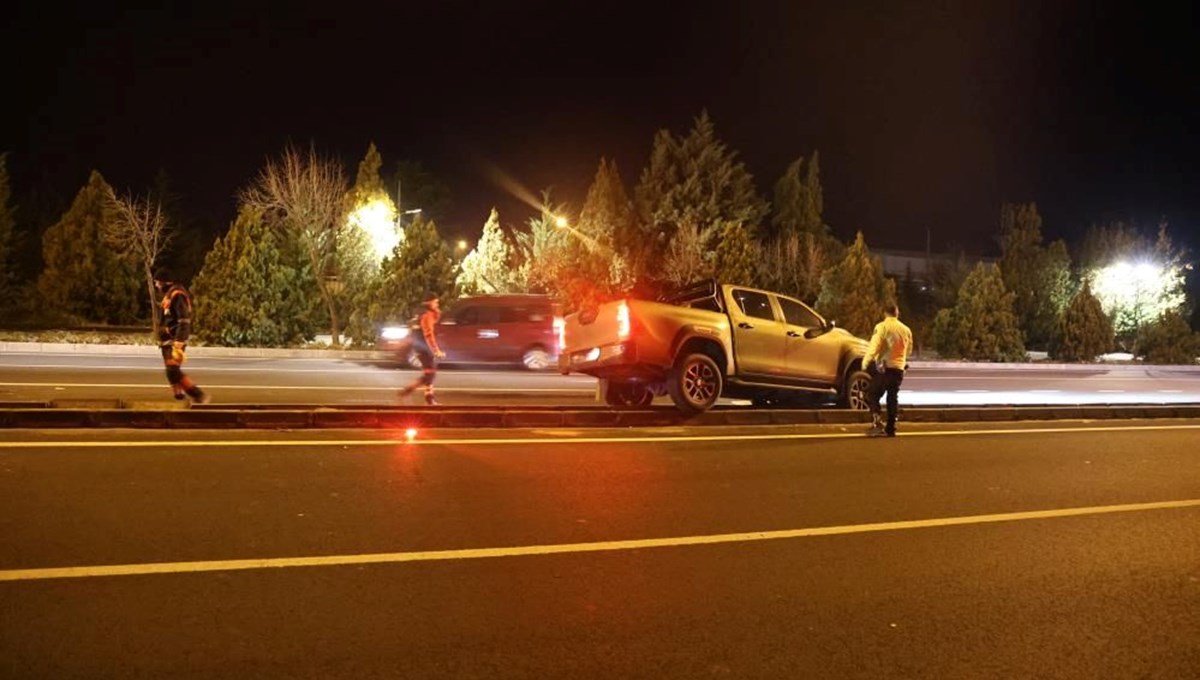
[{"xmin": 558, "ymin": 281, "xmax": 872, "ymax": 413}]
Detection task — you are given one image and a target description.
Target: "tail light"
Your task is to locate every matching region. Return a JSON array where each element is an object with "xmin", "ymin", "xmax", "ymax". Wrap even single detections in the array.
[
  {"xmin": 553, "ymin": 316, "xmax": 565, "ymax": 353},
  {"xmin": 617, "ymin": 300, "xmax": 631, "ymax": 340}
]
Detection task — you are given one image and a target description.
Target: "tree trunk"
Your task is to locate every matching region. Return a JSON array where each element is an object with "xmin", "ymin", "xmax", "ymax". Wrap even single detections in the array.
[{"xmin": 145, "ymin": 269, "xmax": 160, "ymax": 339}]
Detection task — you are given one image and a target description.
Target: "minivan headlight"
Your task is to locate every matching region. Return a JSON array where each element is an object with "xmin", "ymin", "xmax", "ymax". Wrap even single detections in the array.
[{"xmin": 381, "ymin": 326, "xmax": 411, "ymax": 340}]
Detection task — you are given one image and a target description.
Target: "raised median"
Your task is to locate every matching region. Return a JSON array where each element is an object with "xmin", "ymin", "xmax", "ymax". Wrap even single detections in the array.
[{"xmin": 1, "ymin": 402, "xmax": 1199, "ymax": 429}]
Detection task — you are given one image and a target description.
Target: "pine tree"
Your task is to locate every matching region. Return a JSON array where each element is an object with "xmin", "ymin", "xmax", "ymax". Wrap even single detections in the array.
[
  {"xmin": 578, "ymin": 158, "xmax": 636, "ymax": 293},
  {"xmin": 770, "ymin": 152, "xmax": 826, "ymax": 239},
  {"xmin": 38, "ymin": 170, "xmax": 141, "ymax": 324},
  {"xmin": 457, "ymin": 208, "xmax": 521, "ymax": 295},
  {"xmin": 1137, "ymin": 310, "xmax": 1200, "ymax": 365},
  {"xmin": 997, "ymin": 202, "xmax": 1071, "ymax": 349},
  {"xmin": 337, "ymin": 143, "xmax": 396, "ymax": 345},
  {"xmin": 1053, "ymin": 281, "xmax": 1113, "ymax": 362},
  {"xmin": 814, "ymin": 232, "xmax": 897, "ymax": 338},
  {"xmin": 192, "ymin": 205, "xmax": 317, "ymax": 346},
  {"xmin": 369, "ymin": 216, "xmax": 456, "ymax": 326},
  {"xmin": 514, "ymin": 195, "xmax": 574, "ymax": 295},
  {"xmin": 713, "ymin": 222, "xmax": 758, "ymax": 287},
  {"xmin": 634, "ymin": 111, "xmax": 768, "ymax": 290},
  {"xmin": 0, "ymin": 153, "xmax": 18, "ymax": 309},
  {"xmin": 933, "ymin": 263, "xmax": 1025, "ymax": 361}
]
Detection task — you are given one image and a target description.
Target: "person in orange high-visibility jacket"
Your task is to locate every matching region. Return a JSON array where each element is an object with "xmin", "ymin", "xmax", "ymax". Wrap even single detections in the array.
[
  {"xmin": 154, "ymin": 269, "xmax": 210, "ymax": 404},
  {"xmin": 399, "ymin": 293, "xmax": 446, "ymax": 405},
  {"xmin": 862, "ymin": 303, "xmax": 913, "ymax": 437}
]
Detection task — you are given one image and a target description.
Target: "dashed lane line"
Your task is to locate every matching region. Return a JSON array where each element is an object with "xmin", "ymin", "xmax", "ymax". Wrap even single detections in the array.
[{"xmin": 2, "ymin": 498, "xmax": 1197, "ymax": 582}]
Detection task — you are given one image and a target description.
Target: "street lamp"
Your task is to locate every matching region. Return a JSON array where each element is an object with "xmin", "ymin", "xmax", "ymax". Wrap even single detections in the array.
[
  {"xmin": 555, "ymin": 216, "xmax": 569, "ymax": 229},
  {"xmin": 456, "ymin": 239, "xmax": 469, "ymax": 252}
]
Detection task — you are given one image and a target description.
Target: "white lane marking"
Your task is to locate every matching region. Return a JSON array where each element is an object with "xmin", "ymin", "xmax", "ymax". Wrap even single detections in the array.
[
  {"xmin": 1160, "ymin": 390, "xmax": 1184, "ymax": 393},
  {"xmin": 2, "ymin": 423, "xmax": 1199, "ymax": 450},
  {"xmin": 1099, "ymin": 390, "xmax": 1125, "ymax": 393},
  {"xmin": 1030, "ymin": 390, "xmax": 1062, "ymax": 393},
  {"xmin": 954, "ymin": 390, "xmax": 989, "ymax": 393},
  {"xmin": 0, "ymin": 382, "xmax": 593, "ymax": 394},
  {"xmin": 2, "ymin": 498, "xmax": 1197, "ymax": 582}
]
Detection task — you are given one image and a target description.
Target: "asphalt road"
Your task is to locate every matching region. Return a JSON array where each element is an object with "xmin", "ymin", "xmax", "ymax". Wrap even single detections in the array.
[
  {"xmin": 2, "ymin": 420, "xmax": 1198, "ymax": 678},
  {"xmin": 1, "ymin": 351, "xmax": 1199, "ymax": 407}
]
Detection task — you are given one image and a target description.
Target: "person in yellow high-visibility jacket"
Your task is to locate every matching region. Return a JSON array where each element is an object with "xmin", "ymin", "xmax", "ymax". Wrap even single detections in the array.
[{"xmin": 862, "ymin": 303, "xmax": 912, "ymax": 437}]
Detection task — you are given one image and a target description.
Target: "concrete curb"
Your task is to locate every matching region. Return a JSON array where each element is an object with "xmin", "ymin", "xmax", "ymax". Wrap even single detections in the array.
[{"xmin": 2, "ymin": 404, "xmax": 1199, "ymax": 429}]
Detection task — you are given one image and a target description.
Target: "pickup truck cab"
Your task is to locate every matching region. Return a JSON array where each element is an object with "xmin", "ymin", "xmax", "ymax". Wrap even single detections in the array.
[{"xmin": 559, "ymin": 281, "xmax": 872, "ymax": 413}]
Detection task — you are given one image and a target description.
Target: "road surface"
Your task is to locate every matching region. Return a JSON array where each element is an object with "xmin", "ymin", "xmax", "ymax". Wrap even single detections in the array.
[
  {"xmin": 2, "ymin": 420, "xmax": 1199, "ymax": 677},
  {"xmin": 1, "ymin": 351, "xmax": 1198, "ymax": 407}
]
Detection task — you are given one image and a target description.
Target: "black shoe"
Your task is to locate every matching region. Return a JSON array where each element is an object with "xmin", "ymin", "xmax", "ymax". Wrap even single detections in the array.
[
  {"xmin": 425, "ymin": 393, "xmax": 439, "ymax": 406},
  {"xmin": 173, "ymin": 391, "xmax": 186, "ymax": 401},
  {"xmin": 190, "ymin": 389, "xmax": 211, "ymax": 405}
]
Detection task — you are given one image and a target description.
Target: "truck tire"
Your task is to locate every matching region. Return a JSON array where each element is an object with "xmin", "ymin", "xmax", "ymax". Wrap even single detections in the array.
[
  {"xmin": 601, "ymin": 380, "xmax": 654, "ymax": 407},
  {"xmin": 839, "ymin": 367, "xmax": 872, "ymax": 410},
  {"xmin": 667, "ymin": 353, "xmax": 722, "ymax": 413}
]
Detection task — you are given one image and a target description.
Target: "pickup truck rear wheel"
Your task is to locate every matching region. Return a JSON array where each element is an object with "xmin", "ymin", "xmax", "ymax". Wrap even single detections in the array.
[
  {"xmin": 668, "ymin": 353, "xmax": 722, "ymax": 413},
  {"xmin": 840, "ymin": 368, "xmax": 873, "ymax": 410},
  {"xmin": 601, "ymin": 380, "xmax": 654, "ymax": 407}
]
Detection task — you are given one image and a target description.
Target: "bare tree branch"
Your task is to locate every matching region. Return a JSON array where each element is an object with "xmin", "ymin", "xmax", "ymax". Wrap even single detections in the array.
[
  {"xmin": 104, "ymin": 188, "xmax": 173, "ymax": 335},
  {"xmin": 240, "ymin": 144, "xmax": 349, "ymax": 344}
]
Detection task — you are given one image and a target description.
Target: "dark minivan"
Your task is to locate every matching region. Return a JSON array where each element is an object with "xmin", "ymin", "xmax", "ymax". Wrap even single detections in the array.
[{"xmin": 379, "ymin": 294, "xmax": 563, "ymax": 370}]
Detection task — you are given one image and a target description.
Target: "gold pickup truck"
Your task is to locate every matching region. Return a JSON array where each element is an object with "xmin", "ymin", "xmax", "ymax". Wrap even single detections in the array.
[{"xmin": 559, "ymin": 281, "xmax": 872, "ymax": 413}]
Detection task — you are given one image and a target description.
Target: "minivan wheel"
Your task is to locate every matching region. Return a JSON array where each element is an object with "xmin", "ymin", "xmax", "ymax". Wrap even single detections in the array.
[
  {"xmin": 668, "ymin": 353, "xmax": 722, "ymax": 413},
  {"xmin": 840, "ymin": 368, "xmax": 873, "ymax": 410},
  {"xmin": 521, "ymin": 346, "xmax": 553, "ymax": 370}
]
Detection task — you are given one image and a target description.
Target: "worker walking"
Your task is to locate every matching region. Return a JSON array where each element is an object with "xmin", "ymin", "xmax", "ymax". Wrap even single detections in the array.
[
  {"xmin": 154, "ymin": 269, "xmax": 209, "ymax": 404},
  {"xmin": 864, "ymin": 303, "xmax": 912, "ymax": 437},
  {"xmin": 399, "ymin": 293, "xmax": 446, "ymax": 405}
]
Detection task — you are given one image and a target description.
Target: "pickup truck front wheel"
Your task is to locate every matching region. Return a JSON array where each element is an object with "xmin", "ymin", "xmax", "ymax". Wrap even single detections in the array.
[
  {"xmin": 668, "ymin": 353, "xmax": 722, "ymax": 413},
  {"xmin": 840, "ymin": 368, "xmax": 873, "ymax": 410}
]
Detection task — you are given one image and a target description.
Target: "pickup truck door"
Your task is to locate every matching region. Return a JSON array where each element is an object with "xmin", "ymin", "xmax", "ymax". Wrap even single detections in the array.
[
  {"xmin": 776, "ymin": 295, "xmax": 840, "ymax": 384},
  {"xmin": 726, "ymin": 288, "xmax": 788, "ymax": 378}
]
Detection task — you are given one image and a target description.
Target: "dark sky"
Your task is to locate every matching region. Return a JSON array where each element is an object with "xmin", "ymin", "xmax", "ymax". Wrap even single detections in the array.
[{"xmin": 4, "ymin": 1, "xmax": 1198, "ymax": 255}]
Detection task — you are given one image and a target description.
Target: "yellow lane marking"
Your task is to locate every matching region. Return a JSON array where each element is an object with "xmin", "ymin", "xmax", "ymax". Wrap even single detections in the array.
[
  {"xmin": 2, "ymin": 499, "xmax": 1197, "ymax": 582},
  {"xmin": 1, "ymin": 423, "xmax": 1199, "ymax": 449}
]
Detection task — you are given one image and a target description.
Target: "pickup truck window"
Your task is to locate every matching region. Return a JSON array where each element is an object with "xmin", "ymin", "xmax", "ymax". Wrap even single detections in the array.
[
  {"xmin": 778, "ymin": 297, "xmax": 822, "ymax": 328},
  {"xmin": 732, "ymin": 289, "xmax": 775, "ymax": 321}
]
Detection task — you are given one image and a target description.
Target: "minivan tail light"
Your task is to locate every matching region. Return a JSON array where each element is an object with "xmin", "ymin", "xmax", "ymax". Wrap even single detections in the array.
[{"xmin": 617, "ymin": 300, "xmax": 631, "ymax": 340}]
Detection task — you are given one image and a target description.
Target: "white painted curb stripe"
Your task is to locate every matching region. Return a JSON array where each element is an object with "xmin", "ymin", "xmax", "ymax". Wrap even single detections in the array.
[{"xmin": 2, "ymin": 499, "xmax": 1197, "ymax": 582}]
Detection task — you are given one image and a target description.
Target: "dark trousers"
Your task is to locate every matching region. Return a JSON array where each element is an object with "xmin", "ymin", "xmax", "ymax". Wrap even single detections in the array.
[
  {"xmin": 869, "ymin": 367, "xmax": 905, "ymax": 434},
  {"xmin": 160, "ymin": 343, "xmax": 201, "ymax": 397}
]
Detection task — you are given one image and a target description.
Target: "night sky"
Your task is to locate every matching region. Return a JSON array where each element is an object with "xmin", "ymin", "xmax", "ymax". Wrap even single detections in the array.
[{"xmin": 4, "ymin": 1, "xmax": 1198, "ymax": 255}]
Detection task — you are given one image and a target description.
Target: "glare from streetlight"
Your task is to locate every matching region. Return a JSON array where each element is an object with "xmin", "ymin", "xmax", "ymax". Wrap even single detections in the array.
[
  {"xmin": 457, "ymin": 239, "xmax": 468, "ymax": 251},
  {"xmin": 554, "ymin": 216, "xmax": 568, "ymax": 229}
]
